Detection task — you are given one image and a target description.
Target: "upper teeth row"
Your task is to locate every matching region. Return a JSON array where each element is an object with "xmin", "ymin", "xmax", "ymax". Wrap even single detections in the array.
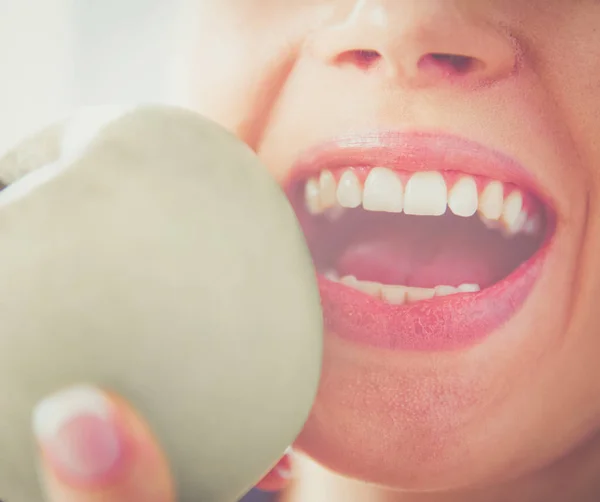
[{"xmin": 305, "ymin": 168, "xmax": 540, "ymax": 235}]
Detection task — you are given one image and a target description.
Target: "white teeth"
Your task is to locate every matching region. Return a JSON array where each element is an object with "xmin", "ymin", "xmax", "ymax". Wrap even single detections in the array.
[
  {"xmin": 404, "ymin": 172, "xmax": 448, "ymax": 216},
  {"xmin": 502, "ymin": 209, "xmax": 527, "ymax": 237},
  {"xmin": 405, "ymin": 287, "xmax": 436, "ymax": 302},
  {"xmin": 319, "ymin": 170, "xmax": 337, "ymax": 209},
  {"xmin": 362, "ymin": 167, "xmax": 404, "ymax": 213},
  {"xmin": 478, "ymin": 181, "xmax": 504, "ymax": 221},
  {"xmin": 304, "ymin": 178, "xmax": 322, "ymax": 215},
  {"xmin": 501, "ymin": 190, "xmax": 524, "ymax": 233},
  {"xmin": 304, "ymin": 169, "xmax": 541, "ymax": 238},
  {"xmin": 457, "ymin": 283, "xmax": 481, "ymax": 293},
  {"xmin": 336, "ymin": 171, "xmax": 362, "ymax": 208},
  {"xmin": 381, "ymin": 285, "xmax": 408, "ymax": 305},
  {"xmin": 340, "ymin": 275, "xmax": 358, "ymax": 287},
  {"xmin": 357, "ymin": 281, "xmax": 382, "ymax": 296},
  {"xmin": 435, "ymin": 285, "xmax": 457, "ymax": 297},
  {"xmin": 448, "ymin": 176, "xmax": 478, "ymax": 217},
  {"xmin": 340, "ymin": 275, "xmax": 381, "ymax": 295},
  {"xmin": 328, "ymin": 274, "xmax": 481, "ymax": 304}
]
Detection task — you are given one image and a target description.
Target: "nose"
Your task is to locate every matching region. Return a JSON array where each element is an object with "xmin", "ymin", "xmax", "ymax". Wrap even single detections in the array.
[{"xmin": 308, "ymin": 0, "xmax": 519, "ymax": 88}]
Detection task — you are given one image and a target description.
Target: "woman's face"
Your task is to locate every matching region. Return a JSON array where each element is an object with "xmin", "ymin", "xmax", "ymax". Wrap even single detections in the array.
[{"xmin": 179, "ymin": 0, "xmax": 600, "ymax": 492}]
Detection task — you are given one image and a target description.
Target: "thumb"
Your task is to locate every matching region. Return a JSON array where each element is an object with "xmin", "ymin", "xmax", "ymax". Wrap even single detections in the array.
[{"xmin": 32, "ymin": 385, "xmax": 175, "ymax": 502}]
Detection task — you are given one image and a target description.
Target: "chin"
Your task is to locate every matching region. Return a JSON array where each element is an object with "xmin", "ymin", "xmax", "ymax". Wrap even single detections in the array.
[{"xmin": 292, "ymin": 326, "xmax": 594, "ymax": 492}]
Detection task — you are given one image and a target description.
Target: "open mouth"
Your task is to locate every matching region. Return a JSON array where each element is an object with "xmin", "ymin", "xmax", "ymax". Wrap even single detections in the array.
[{"xmin": 286, "ymin": 132, "xmax": 556, "ymax": 351}]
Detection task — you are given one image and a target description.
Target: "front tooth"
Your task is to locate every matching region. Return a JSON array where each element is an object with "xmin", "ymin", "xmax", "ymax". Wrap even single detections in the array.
[
  {"xmin": 501, "ymin": 190, "xmax": 524, "ymax": 231},
  {"xmin": 404, "ymin": 172, "xmax": 448, "ymax": 216},
  {"xmin": 406, "ymin": 287, "xmax": 436, "ymax": 303},
  {"xmin": 448, "ymin": 176, "xmax": 478, "ymax": 217},
  {"xmin": 336, "ymin": 170, "xmax": 362, "ymax": 208},
  {"xmin": 479, "ymin": 181, "xmax": 504, "ymax": 220},
  {"xmin": 319, "ymin": 170, "xmax": 337, "ymax": 209},
  {"xmin": 381, "ymin": 285, "xmax": 407, "ymax": 305},
  {"xmin": 305, "ymin": 178, "xmax": 322, "ymax": 214},
  {"xmin": 362, "ymin": 167, "xmax": 404, "ymax": 213},
  {"xmin": 435, "ymin": 285, "xmax": 458, "ymax": 297}
]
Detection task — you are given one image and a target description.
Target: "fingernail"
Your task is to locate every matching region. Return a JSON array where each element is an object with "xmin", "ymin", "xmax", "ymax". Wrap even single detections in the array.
[{"xmin": 32, "ymin": 385, "xmax": 124, "ymax": 482}]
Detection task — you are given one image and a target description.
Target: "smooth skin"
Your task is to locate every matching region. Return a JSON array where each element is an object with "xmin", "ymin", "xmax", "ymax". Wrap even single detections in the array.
[{"xmin": 34, "ymin": 1, "xmax": 600, "ymax": 501}]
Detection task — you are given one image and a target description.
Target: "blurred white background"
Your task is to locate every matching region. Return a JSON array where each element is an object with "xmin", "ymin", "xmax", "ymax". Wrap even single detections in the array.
[{"xmin": 0, "ymin": 0, "xmax": 183, "ymax": 153}]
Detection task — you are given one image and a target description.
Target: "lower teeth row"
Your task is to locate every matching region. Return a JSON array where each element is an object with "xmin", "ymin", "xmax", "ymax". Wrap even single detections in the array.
[{"xmin": 325, "ymin": 272, "xmax": 480, "ymax": 305}]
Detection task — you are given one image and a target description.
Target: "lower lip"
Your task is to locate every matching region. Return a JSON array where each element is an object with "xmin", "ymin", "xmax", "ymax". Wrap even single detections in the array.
[{"xmin": 318, "ymin": 230, "xmax": 554, "ymax": 352}]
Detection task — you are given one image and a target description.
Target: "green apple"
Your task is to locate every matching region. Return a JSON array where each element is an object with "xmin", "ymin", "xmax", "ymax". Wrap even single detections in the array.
[{"xmin": 0, "ymin": 105, "xmax": 322, "ymax": 502}]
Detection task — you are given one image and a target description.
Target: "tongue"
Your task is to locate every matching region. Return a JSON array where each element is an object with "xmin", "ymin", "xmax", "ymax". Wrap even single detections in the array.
[{"xmin": 335, "ymin": 216, "xmax": 525, "ymax": 288}]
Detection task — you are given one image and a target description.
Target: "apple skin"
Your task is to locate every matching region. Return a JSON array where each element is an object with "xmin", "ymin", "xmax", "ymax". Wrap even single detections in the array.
[{"xmin": 0, "ymin": 105, "xmax": 322, "ymax": 502}]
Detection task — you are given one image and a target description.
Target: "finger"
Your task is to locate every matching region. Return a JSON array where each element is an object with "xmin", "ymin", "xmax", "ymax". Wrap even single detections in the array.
[{"xmin": 32, "ymin": 385, "xmax": 175, "ymax": 502}]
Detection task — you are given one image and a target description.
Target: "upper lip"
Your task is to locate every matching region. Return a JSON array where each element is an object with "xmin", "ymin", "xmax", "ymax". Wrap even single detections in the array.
[{"xmin": 285, "ymin": 130, "xmax": 552, "ymax": 208}]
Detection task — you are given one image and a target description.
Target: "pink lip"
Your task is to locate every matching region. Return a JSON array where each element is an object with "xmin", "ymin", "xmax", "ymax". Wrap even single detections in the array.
[{"xmin": 286, "ymin": 131, "xmax": 555, "ymax": 351}]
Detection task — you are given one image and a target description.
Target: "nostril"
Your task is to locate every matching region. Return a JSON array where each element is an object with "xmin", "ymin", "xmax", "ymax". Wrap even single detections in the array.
[
  {"xmin": 419, "ymin": 53, "xmax": 483, "ymax": 77},
  {"xmin": 337, "ymin": 49, "xmax": 382, "ymax": 70}
]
